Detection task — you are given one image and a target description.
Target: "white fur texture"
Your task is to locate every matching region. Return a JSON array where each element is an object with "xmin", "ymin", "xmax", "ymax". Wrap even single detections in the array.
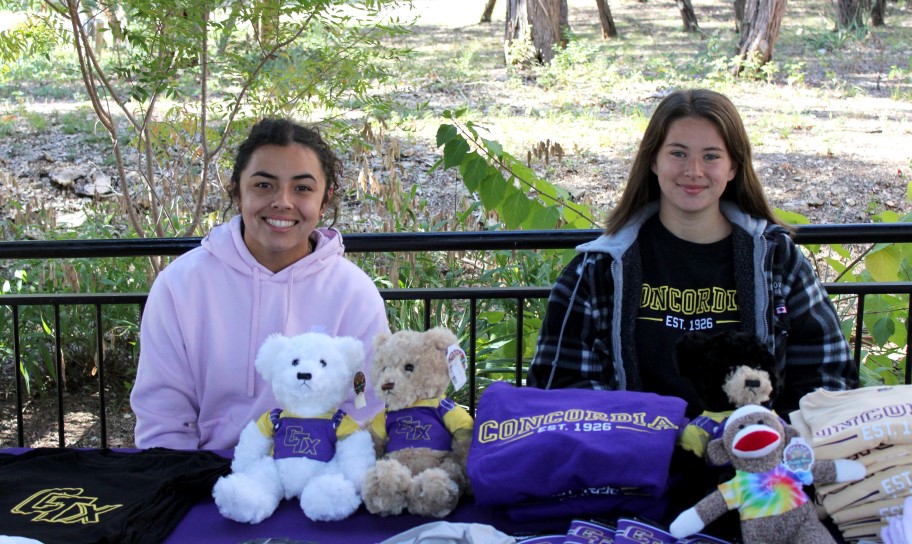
[{"xmin": 212, "ymin": 332, "xmax": 375, "ymax": 523}]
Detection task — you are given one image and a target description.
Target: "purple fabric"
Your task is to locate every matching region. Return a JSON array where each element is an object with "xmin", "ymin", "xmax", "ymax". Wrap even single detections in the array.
[
  {"xmin": 689, "ymin": 414, "xmax": 726, "ymax": 440},
  {"xmin": 163, "ymin": 495, "xmax": 569, "ymax": 543},
  {"xmin": 507, "ymin": 492, "xmax": 668, "ymax": 523},
  {"xmin": 614, "ymin": 518, "xmax": 677, "ymax": 544},
  {"xmin": 467, "ymin": 382, "xmax": 687, "ymax": 507},
  {"xmin": 270, "ymin": 409, "xmax": 344, "ymax": 461},
  {"xmin": 385, "ymin": 403, "xmax": 453, "ymax": 453},
  {"xmin": 563, "ymin": 519, "xmax": 616, "ymax": 543}
]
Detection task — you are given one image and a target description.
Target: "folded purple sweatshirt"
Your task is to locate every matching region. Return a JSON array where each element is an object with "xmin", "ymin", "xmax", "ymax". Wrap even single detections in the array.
[{"xmin": 467, "ymin": 382, "xmax": 687, "ymax": 507}]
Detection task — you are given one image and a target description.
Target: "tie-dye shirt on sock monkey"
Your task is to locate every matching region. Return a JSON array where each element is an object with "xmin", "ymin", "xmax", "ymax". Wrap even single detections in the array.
[{"xmin": 719, "ymin": 465, "xmax": 809, "ymax": 520}]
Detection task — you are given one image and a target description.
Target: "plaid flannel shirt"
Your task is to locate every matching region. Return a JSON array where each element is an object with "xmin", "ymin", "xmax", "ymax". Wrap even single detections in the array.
[{"xmin": 527, "ymin": 201, "xmax": 857, "ymax": 415}]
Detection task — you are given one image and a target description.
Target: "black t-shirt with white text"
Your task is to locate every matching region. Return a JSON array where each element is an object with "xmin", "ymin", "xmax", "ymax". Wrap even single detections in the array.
[{"xmin": 635, "ymin": 216, "xmax": 740, "ymax": 414}]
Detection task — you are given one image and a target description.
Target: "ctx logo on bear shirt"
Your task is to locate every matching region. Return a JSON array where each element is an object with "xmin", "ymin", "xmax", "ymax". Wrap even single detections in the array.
[{"xmin": 12, "ymin": 488, "xmax": 122, "ymax": 524}]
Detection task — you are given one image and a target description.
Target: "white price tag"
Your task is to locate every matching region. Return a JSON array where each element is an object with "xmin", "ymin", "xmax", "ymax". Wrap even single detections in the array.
[{"xmin": 446, "ymin": 344, "xmax": 468, "ymax": 391}]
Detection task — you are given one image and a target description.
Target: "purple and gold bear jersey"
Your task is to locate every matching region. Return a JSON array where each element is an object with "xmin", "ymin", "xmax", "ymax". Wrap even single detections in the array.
[
  {"xmin": 256, "ymin": 408, "xmax": 359, "ymax": 461},
  {"xmin": 370, "ymin": 397, "xmax": 473, "ymax": 453}
]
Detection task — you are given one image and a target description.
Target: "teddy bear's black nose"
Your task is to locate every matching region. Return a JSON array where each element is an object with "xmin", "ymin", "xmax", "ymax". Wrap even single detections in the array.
[{"xmin": 298, "ymin": 372, "xmax": 312, "ymax": 381}]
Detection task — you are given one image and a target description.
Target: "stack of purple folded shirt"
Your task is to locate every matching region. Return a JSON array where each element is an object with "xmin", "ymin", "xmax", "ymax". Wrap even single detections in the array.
[{"xmin": 467, "ymin": 382, "xmax": 688, "ymax": 521}]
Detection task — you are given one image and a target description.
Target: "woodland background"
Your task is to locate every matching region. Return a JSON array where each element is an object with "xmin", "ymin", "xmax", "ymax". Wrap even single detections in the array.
[{"xmin": 0, "ymin": 0, "xmax": 910, "ymax": 447}]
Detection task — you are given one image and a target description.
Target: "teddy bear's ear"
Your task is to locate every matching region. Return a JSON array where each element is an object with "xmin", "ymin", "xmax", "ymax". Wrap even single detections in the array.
[
  {"xmin": 425, "ymin": 326, "xmax": 458, "ymax": 351},
  {"xmin": 255, "ymin": 333, "xmax": 288, "ymax": 381},
  {"xmin": 335, "ymin": 336, "xmax": 365, "ymax": 372},
  {"xmin": 706, "ymin": 438, "xmax": 731, "ymax": 466},
  {"xmin": 373, "ymin": 331, "xmax": 392, "ymax": 351}
]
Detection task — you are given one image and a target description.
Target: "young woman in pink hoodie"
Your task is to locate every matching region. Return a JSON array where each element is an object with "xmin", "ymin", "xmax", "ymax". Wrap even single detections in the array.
[{"xmin": 130, "ymin": 119, "xmax": 389, "ymax": 450}]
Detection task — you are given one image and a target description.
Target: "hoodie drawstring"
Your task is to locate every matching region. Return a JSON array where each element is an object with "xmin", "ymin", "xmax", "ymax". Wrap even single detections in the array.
[
  {"xmin": 247, "ymin": 267, "xmax": 261, "ymax": 397},
  {"xmin": 283, "ymin": 271, "xmax": 295, "ymax": 335},
  {"xmin": 545, "ymin": 252, "xmax": 589, "ymax": 390}
]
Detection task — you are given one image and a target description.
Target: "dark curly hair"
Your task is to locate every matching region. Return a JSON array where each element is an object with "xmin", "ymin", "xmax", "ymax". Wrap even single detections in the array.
[{"xmin": 226, "ymin": 118, "xmax": 342, "ymax": 226}]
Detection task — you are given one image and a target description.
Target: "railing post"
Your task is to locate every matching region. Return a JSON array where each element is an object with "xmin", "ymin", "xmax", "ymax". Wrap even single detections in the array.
[
  {"xmin": 96, "ymin": 304, "xmax": 107, "ymax": 448},
  {"xmin": 907, "ymin": 296, "xmax": 912, "ymax": 386},
  {"xmin": 515, "ymin": 297, "xmax": 524, "ymax": 387},
  {"xmin": 54, "ymin": 305, "xmax": 65, "ymax": 447},
  {"xmin": 13, "ymin": 306, "xmax": 24, "ymax": 448},
  {"xmin": 854, "ymin": 295, "xmax": 865, "ymax": 370},
  {"xmin": 469, "ymin": 298, "xmax": 477, "ymax": 418}
]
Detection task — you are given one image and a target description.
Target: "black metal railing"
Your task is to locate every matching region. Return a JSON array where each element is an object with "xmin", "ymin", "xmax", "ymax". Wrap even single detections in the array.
[{"xmin": 2, "ymin": 224, "xmax": 911, "ymax": 448}]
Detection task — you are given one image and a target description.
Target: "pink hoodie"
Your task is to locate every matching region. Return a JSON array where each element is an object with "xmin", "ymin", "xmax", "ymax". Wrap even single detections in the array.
[{"xmin": 130, "ymin": 216, "xmax": 389, "ymax": 449}]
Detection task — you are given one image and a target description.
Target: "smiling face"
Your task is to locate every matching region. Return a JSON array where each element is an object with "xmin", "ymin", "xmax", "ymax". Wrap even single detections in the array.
[
  {"xmin": 652, "ymin": 116, "xmax": 737, "ymax": 235},
  {"xmin": 238, "ymin": 144, "xmax": 327, "ymax": 273}
]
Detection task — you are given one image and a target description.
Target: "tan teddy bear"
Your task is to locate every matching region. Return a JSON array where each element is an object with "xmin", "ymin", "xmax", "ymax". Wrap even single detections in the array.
[{"xmin": 361, "ymin": 327, "xmax": 474, "ymax": 518}]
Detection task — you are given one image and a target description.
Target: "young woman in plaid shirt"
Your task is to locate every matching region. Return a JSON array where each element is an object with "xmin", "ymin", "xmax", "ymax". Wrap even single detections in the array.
[{"xmin": 527, "ymin": 89, "xmax": 856, "ymax": 417}]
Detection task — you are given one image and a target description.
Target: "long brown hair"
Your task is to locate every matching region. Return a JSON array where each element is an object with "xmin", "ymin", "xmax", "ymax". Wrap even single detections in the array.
[{"xmin": 606, "ymin": 89, "xmax": 784, "ymax": 234}]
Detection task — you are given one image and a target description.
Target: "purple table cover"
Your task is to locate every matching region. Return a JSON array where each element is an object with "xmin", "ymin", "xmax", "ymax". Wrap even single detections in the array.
[{"xmin": 165, "ymin": 495, "xmax": 568, "ymax": 543}]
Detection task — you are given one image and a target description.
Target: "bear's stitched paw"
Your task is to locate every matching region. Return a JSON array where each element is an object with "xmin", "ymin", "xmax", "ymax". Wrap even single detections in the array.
[
  {"xmin": 407, "ymin": 467, "xmax": 460, "ymax": 518},
  {"xmin": 212, "ymin": 472, "xmax": 282, "ymax": 524},
  {"xmin": 362, "ymin": 459, "xmax": 411, "ymax": 516},
  {"xmin": 301, "ymin": 473, "xmax": 360, "ymax": 521}
]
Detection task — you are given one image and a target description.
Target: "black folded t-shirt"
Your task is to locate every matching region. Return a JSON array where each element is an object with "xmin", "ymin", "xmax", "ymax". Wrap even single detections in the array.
[{"xmin": 0, "ymin": 447, "xmax": 230, "ymax": 544}]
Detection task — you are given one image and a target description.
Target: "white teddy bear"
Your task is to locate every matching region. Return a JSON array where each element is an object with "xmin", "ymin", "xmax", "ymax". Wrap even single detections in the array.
[{"xmin": 212, "ymin": 332, "xmax": 376, "ymax": 523}]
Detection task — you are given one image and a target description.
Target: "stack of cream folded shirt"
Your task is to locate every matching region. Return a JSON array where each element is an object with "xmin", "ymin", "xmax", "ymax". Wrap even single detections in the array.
[{"xmin": 790, "ymin": 385, "xmax": 912, "ymax": 543}]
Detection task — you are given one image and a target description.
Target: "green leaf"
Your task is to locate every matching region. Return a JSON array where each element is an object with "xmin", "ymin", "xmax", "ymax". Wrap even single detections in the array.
[
  {"xmin": 871, "ymin": 317, "xmax": 897, "ymax": 347},
  {"xmin": 877, "ymin": 210, "xmax": 900, "ymax": 223},
  {"xmin": 501, "ymin": 185, "xmax": 532, "ymax": 229},
  {"xmin": 479, "ymin": 167, "xmax": 507, "ymax": 210},
  {"xmin": 428, "ymin": 156, "xmax": 444, "ymax": 173},
  {"xmin": 563, "ymin": 200, "xmax": 595, "ymax": 228},
  {"xmin": 443, "ymin": 137, "xmax": 470, "ymax": 169},
  {"xmin": 824, "ymin": 257, "xmax": 847, "ymax": 275},
  {"xmin": 831, "ymin": 244, "xmax": 852, "ymax": 260},
  {"xmin": 481, "ymin": 137, "xmax": 503, "ymax": 159},
  {"xmin": 508, "ymin": 162, "xmax": 536, "ymax": 192},
  {"xmin": 459, "ymin": 152, "xmax": 489, "ymax": 193},
  {"xmin": 436, "ymin": 124, "xmax": 457, "ymax": 147},
  {"xmin": 478, "ymin": 310, "xmax": 506, "ymax": 324},
  {"xmin": 532, "ymin": 177, "xmax": 563, "ymax": 201},
  {"xmin": 464, "ymin": 120, "xmax": 479, "ymax": 140},
  {"xmin": 867, "ymin": 246, "xmax": 903, "ymax": 281},
  {"xmin": 521, "ymin": 201, "xmax": 561, "ymax": 230},
  {"xmin": 774, "ymin": 208, "xmax": 810, "ymax": 225}
]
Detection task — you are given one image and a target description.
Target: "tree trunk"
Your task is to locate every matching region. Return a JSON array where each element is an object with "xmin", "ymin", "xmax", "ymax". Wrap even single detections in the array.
[
  {"xmin": 504, "ymin": 0, "xmax": 568, "ymax": 64},
  {"xmin": 481, "ymin": 0, "xmax": 497, "ymax": 23},
  {"xmin": 734, "ymin": 0, "xmax": 746, "ymax": 32},
  {"xmin": 733, "ymin": 0, "xmax": 785, "ymax": 76},
  {"xmin": 870, "ymin": 0, "xmax": 885, "ymax": 26},
  {"xmin": 595, "ymin": 0, "xmax": 618, "ymax": 38},
  {"xmin": 676, "ymin": 0, "xmax": 701, "ymax": 32},
  {"xmin": 833, "ymin": 0, "xmax": 864, "ymax": 28}
]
